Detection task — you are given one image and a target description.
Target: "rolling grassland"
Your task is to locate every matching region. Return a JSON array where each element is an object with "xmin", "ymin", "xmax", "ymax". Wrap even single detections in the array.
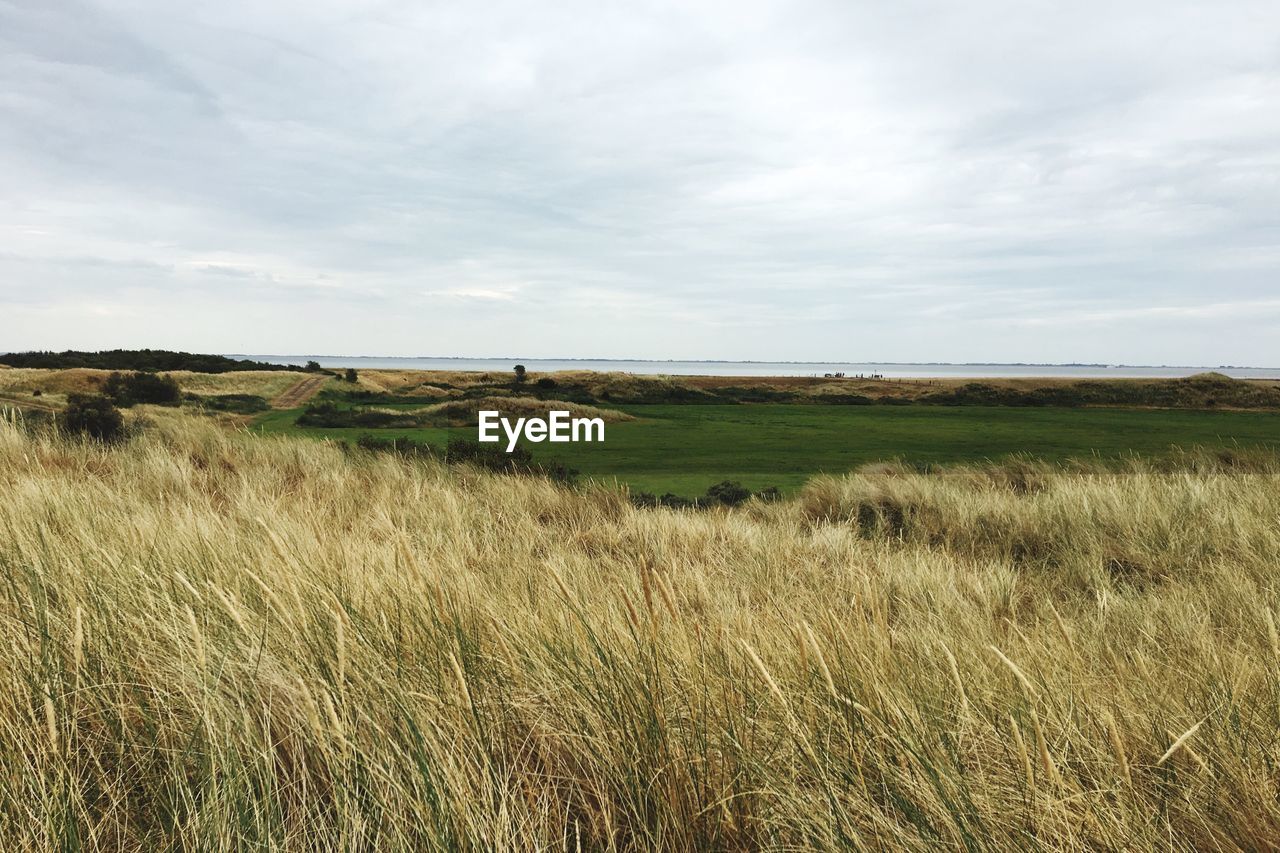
[{"xmin": 3, "ymin": 412, "xmax": 1280, "ymax": 849}]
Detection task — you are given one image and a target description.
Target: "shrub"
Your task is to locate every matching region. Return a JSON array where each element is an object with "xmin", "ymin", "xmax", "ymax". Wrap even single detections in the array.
[
  {"xmin": 446, "ymin": 437, "xmax": 533, "ymax": 471},
  {"xmin": 704, "ymin": 480, "xmax": 752, "ymax": 507},
  {"xmin": 62, "ymin": 394, "xmax": 125, "ymax": 442},
  {"xmin": 344, "ymin": 368, "xmax": 358, "ymax": 383},
  {"xmin": 513, "ymin": 364, "xmax": 528, "ymax": 384},
  {"xmin": 305, "ymin": 361, "xmax": 323, "ymax": 372},
  {"xmin": 192, "ymin": 394, "xmax": 270, "ymax": 414},
  {"xmin": 536, "ymin": 377, "xmax": 557, "ymax": 389},
  {"xmin": 103, "ymin": 371, "xmax": 181, "ymax": 407}
]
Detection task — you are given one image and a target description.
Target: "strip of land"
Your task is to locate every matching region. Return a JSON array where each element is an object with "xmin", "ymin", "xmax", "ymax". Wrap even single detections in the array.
[{"xmin": 6, "ymin": 361, "xmax": 1279, "ymax": 496}]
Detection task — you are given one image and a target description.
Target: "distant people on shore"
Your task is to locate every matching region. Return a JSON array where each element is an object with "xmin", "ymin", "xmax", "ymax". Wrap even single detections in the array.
[{"xmin": 823, "ymin": 371, "xmax": 885, "ymax": 380}]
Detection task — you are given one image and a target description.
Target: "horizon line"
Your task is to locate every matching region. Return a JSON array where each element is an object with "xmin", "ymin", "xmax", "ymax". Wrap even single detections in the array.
[{"xmin": 222, "ymin": 354, "xmax": 1274, "ymax": 370}]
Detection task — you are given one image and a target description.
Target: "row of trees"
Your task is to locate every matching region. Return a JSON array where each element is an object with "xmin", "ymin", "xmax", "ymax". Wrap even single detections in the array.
[{"xmin": 0, "ymin": 350, "xmax": 301, "ymax": 373}]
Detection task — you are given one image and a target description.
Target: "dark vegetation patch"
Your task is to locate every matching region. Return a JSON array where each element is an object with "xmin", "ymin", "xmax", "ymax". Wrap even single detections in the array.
[
  {"xmin": 298, "ymin": 402, "xmax": 431, "ymax": 429},
  {"xmin": 103, "ymin": 371, "xmax": 182, "ymax": 407},
  {"xmin": 322, "ymin": 390, "xmax": 446, "ymax": 406},
  {"xmin": 62, "ymin": 394, "xmax": 126, "ymax": 443},
  {"xmin": 918, "ymin": 384, "xmax": 1086, "ymax": 407},
  {"xmin": 189, "ymin": 394, "xmax": 270, "ymax": 414},
  {"xmin": 0, "ymin": 349, "xmax": 303, "ymax": 373},
  {"xmin": 629, "ymin": 480, "xmax": 781, "ymax": 510},
  {"xmin": 351, "ymin": 434, "xmax": 578, "ymax": 483}
]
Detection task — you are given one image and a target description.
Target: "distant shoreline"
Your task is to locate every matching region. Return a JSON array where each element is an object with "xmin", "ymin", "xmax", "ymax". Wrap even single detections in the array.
[
  {"xmin": 223, "ymin": 355, "xmax": 1280, "ymax": 380},
  {"xmin": 225, "ymin": 355, "xmax": 1270, "ymax": 370}
]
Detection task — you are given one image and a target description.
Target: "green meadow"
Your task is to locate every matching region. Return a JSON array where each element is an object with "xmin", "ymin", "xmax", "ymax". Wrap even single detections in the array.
[{"xmin": 255, "ymin": 403, "xmax": 1280, "ymax": 495}]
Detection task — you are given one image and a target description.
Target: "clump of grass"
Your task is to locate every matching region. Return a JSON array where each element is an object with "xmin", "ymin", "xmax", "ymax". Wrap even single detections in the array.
[{"xmin": 3, "ymin": 412, "xmax": 1280, "ymax": 848}]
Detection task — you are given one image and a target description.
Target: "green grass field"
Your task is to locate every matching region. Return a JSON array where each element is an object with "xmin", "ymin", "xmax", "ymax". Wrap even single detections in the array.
[{"xmin": 254, "ymin": 403, "xmax": 1280, "ymax": 495}]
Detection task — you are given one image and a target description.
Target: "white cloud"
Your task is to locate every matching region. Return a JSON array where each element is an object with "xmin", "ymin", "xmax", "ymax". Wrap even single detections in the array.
[{"xmin": 0, "ymin": 0, "xmax": 1277, "ymax": 363}]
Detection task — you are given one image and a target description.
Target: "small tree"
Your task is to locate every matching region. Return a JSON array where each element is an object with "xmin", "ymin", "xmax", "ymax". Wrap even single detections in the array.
[
  {"xmin": 513, "ymin": 364, "xmax": 527, "ymax": 384},
  {"xmin": 62, "ymin": 394, "xmax": 125, "ymax": 443},
  {"xmin": 344, "ymin": 368, "xmax": 358, "ymax": 383},
  {"xmin": 305, "ymin": 361, "xmax": 322, "ymax": 372}
]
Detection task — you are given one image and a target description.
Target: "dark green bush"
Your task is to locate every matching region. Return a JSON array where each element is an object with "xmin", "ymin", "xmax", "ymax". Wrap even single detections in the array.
[
  {"xmin": 446, "ymin": 437, "xmax": 533, "ymax": 471},
  {"xmin": 704, "ymin": 480, "xmax": 752, "ymax": 507},
  {"xmin": 192, "ymin": 394, "xmax": 269, "ymax": 414},
  {"xmin": 103, "ymin": 371, "xmax": 181, "ymax": 407},
  {"xmin": 62, "ymin": 394, "xmax": 125, "ymax": 442}
]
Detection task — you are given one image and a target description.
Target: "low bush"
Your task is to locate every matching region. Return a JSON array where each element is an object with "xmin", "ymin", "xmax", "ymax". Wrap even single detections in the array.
[
  {"xmin": 630, "ymin": 481, "xmax": 782, "ymax": 510},
  {"xmin": 191, "ymin": 393, "xmax": 270, "ymax": 414},
  {"xmin": 61, "ymin": 394, "xmax": 125, "ymax": 442},
  {"xmin": 103, "ymin": 371, "xmax": 182, "ymax": 407},
  {"xmin": 704, "ymin": 480, "xmax": 752, "ymax": 506},
  {"xmin": 350, "ymin": 434, "xmax": 577, "ymax": 484}
]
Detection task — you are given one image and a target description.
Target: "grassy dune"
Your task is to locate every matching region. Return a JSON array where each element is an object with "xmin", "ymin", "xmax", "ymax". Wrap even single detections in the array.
[
  {"xmin": 0, "ymin": 367, "xmax": 308, "ymax": 406},
  {"xmin": 4, "ymin": 412, "xmax": 1280, "ymax": 849}
]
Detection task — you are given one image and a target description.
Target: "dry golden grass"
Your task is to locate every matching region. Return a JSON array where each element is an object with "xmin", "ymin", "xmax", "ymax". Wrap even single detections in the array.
[
  {"xmin": 0, "ymin": 367, "xmax": 305, "ymax": 402},
  {"xmin": 163, "ymin": 370, "xmax": 308, "ymax": 399},
  {"xmin": 0, "ymin": 367, "xmax": 110, "ymax": 398},
  {"xmin": 3, "ymin": 411, "xmax": 1280, "ymax": 849},
  {"xmin": 350, "ymin": 369, "xmax": 458, "ymax": 396}
]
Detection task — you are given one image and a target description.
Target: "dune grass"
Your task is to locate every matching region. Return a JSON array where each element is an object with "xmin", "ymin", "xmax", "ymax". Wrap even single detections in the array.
[
  {"xmin": 0, "ymin": 367, "xmax": 306, "ymax": 404},
  {"xmin": 3, "ymin": 411, "xmax": 1280, "ymax": 849}
]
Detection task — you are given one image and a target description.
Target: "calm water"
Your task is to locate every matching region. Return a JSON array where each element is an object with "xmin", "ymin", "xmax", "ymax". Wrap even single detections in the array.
[{"xmin": 228, "ymin": 356, "xmax": 1280, "ymax": 379}]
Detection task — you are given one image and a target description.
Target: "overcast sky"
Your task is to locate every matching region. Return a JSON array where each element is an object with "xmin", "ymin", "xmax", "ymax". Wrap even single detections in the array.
[{"xmin": 2, "ymin": 0, "xmax": 1278, "ymax": 363}]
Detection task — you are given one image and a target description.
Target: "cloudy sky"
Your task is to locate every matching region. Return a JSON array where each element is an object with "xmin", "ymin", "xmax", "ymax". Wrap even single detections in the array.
[{"xmin": 2, "ymin": 0, "xmax": 1278, "ymax": 363}]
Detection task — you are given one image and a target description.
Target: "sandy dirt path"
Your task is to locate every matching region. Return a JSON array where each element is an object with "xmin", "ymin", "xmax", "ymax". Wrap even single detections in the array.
[{"xmin": 271, "ymin": 375, "xmax": 328, "ymax": 409}]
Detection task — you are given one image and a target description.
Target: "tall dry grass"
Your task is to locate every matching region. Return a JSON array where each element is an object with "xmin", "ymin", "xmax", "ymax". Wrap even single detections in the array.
[
  {"xmin": 3, "ymin": 412, "xmax": 1280, "ymax": 850},
  {"xmin": 0, "ymin": 368, "xmax": 305, "ymax": 403}
]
